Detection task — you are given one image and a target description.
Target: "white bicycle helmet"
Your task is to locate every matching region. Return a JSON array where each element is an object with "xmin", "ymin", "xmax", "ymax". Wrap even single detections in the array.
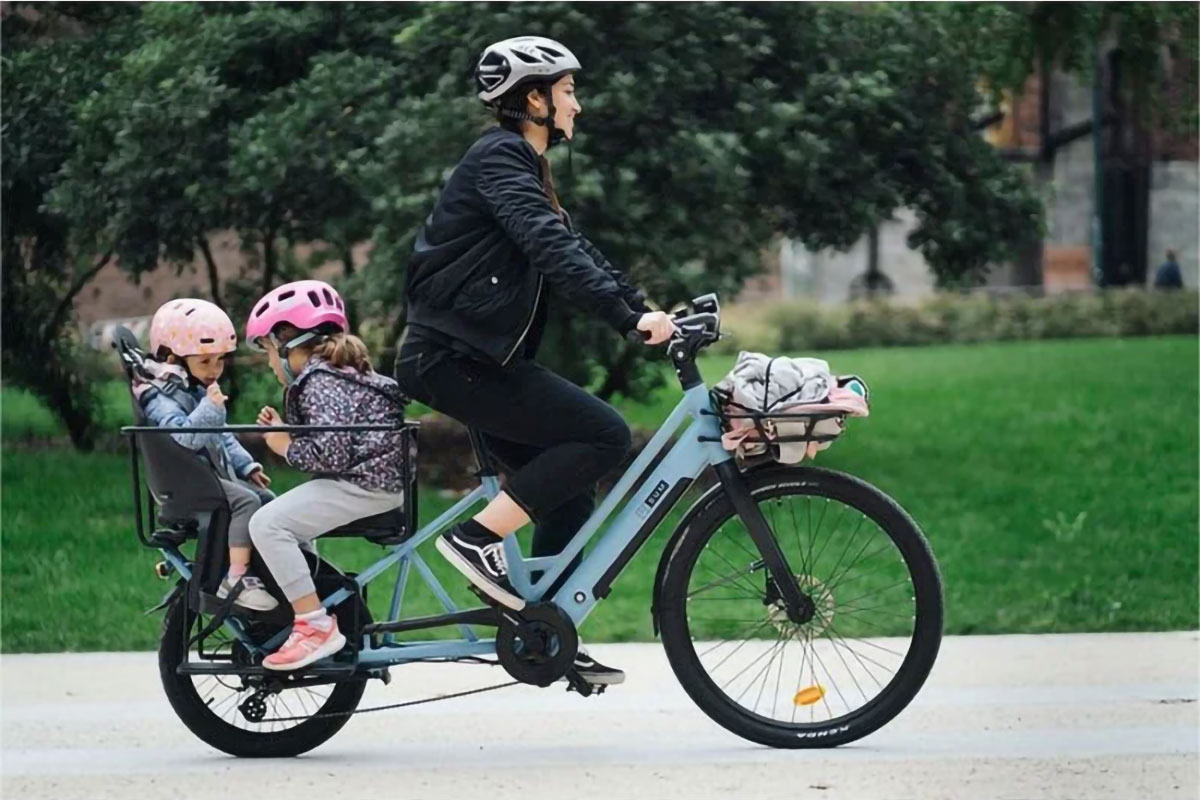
[{"xmin": 475, "ymin": 36, "xmax": 581, "ymax": 104}]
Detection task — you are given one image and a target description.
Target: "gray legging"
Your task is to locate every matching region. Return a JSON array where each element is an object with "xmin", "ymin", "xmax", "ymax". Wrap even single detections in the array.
[
  {"xmin": 249, "ymin": 479, "xmax": 402, "ymax": 602},
  {"xmin": 218, "ymin": 479, "xmax": 274, "ymax": 549}
]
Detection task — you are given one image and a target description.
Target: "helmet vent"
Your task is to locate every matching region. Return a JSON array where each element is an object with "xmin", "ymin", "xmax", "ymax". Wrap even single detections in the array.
[
  {"xmin": 322, "ymin": 288, "xmax": 334, "ymax": 305},
  {"xmin": 277, "ymin": 290, "xmax": 295, "ymax": 302},
  {"xmin": 308, "ymin": 290, "xmax": 321, "ymax": 307},
  {"xmin": 184, "ymin": 308, "xmax": 196, "ymax": 316},
  {"xmin": 512, "ymin": 49, "xmax": 541, "ymax": 64}
]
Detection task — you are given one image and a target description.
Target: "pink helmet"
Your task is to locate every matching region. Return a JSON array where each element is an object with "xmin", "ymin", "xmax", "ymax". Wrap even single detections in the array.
[
  {"xmin": 149, "ymin": 298, "xmax": 237, "ymax": 357},
  {"xmin": 246, "ymin": 279, "xmax": 349, "ymax": 348}
]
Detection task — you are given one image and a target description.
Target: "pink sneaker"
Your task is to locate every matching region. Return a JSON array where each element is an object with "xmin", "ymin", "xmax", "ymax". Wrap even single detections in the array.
[{"xmin": 262, "ymin": 616, "xmax": 346, "ymax": 671}]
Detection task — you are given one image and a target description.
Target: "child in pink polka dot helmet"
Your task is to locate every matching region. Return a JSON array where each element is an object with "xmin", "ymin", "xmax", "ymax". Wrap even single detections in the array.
[{"xmin": 140, "ymin": 298, "xmax": 279, "ymax": 614}]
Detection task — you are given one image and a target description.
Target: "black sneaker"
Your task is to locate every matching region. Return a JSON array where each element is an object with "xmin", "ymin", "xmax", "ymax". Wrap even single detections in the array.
[
  {"xmin": 436, "ymin": 524, "xmax": 526, "ymax": 611},
  {"xmin": 573, "ymin": 648, "xmax": 625, "ymax": 686}
]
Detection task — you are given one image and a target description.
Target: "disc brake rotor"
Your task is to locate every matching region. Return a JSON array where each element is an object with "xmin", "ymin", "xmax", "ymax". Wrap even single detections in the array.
[{"xmin": 769, "ymin": 574, "xmax": 836, "ymax": 637}]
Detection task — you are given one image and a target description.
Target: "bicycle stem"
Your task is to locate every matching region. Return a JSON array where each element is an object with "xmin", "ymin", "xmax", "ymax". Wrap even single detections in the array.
[{"xmin": 713, "ymin": 460, "xmax": 815, "ymax": 624}]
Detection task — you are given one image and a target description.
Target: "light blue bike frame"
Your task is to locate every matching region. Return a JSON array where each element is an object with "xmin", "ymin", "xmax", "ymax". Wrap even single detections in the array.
[{"xmin": 161, "ymin": 381, "xmax": 731, "ymax": 667}]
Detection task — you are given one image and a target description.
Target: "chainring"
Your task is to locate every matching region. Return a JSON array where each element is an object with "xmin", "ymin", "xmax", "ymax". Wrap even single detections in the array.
[{"xmin": 495, "ymin": 603, "xmax": 579, "ymax": 687}]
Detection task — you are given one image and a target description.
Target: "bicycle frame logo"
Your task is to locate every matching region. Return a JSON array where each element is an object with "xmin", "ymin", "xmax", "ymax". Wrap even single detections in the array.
[{"xmin": 636, "ymin": 480, "xmax": 671, "ymax": 519}]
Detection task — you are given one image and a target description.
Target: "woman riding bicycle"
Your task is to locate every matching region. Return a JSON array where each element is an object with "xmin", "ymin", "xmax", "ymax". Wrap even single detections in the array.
[{"xmin": 395, "ymin": 36, "xmax": 676, "ymax": 685}]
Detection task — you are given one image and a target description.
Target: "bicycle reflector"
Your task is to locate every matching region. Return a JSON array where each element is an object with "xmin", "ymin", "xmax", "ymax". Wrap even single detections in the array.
[{"xmin": 794, "ymin": 686, "xmax": 826, "ymax": 706}]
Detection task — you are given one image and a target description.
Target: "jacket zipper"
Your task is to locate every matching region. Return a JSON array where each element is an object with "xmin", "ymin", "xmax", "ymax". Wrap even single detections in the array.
[{"xmin": 502, "ymin": 274, "xmax": 543, "ymax": 366}]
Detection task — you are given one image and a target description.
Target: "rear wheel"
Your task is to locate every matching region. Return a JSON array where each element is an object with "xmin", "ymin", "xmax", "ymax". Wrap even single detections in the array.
[
  {"xmin": 158, "ymin": 596, "xmax": 366, "ymax": 757},
  {"xmin": 657, "ymin": 466, "xmax": 943, "ymax": 748}
]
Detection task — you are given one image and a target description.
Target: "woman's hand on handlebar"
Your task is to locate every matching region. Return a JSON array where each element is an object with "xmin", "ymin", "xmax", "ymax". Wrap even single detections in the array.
[{"xmin": 636, "ymin": 311, "xmax": 677, "ymax": 345}]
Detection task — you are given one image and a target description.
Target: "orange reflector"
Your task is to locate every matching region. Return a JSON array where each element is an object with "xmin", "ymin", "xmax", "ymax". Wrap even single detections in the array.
[{"xmin": 793, "ymin": 686, "xmax": 825, "ymax": 706}]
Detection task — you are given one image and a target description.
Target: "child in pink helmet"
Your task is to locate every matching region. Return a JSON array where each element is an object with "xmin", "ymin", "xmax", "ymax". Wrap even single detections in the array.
[
  {"xmin": 137, "ymin": 299, "xmax": 278, "ymax": 612},
  {"xmin": 245, "ymin": 280, "xmax": 408, "ymax": 671}
]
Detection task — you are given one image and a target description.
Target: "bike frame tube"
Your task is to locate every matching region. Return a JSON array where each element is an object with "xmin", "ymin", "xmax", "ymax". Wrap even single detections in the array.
[{"xmin": 161, "ymin": 381, "xmax": 735, "ymax": 668}]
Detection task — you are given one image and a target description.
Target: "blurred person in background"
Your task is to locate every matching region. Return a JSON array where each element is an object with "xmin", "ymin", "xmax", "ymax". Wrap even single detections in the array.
[{"xmin": 1153, "ymin": 249, "xmax": 1184, "ymax": 290}]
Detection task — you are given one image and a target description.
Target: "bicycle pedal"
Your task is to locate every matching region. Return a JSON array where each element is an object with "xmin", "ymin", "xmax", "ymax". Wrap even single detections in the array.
[{"xmin": 563, "ymin": 669, "xmax": 600, "ymax": 698}]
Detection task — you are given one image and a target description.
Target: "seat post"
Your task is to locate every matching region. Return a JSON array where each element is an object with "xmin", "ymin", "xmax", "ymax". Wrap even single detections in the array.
[{"xmin": 467, "ymin": 427, "xmax": 498, "ymax": 478}]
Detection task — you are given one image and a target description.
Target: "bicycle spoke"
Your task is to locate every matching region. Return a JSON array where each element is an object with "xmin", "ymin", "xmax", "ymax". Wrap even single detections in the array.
[
  {"xmin": 823, "ymin": 528, "xmax": 876, "ymax": 593},
  {"xmin": 824, "ymin": 625, "xmax": 896, "ymax": 682},
  {"xmin": 725, "ymin": 631, "xmax": 788, "ymax": 696},
  {"xmin": 835, "ymin": 602, "xmax": 917, "ymax": 621},
  {"xmin": 695, "ymin": 555, "xmax": 761, "ymax": 597},
  {"xmin": 705, "ymin": 547, "xmax": 765, "ymax": 597},
  {"xmin": 835, "ymin": 578, "xmax": 915, "ymax": 610},
  {"xmin": 809, "ymin": 500, "xmax": 849, "ymax": 571},
  {"xmin": 791, "ymin": 628, "xmax": 813, "ymax": 724},
  {"xmin": 821, "ymin": 515, "xmax": 868, "ymax": 589},
  {"xmin": 829, "ymin": 627, "xmax": 908, "ymax": 658},
  {"xmin": 689, "ymin": 564, "xmax": 760, "ymax": 599},
  {"xmin": 770, "ymin": 627, "xmax": 789, "ymax": 718},
  {"xmin": 678, "ymin": 480, "xmax": 931, "ymax": 734},
  {"xmin": 826, "ymin": 626, "xmax": 870, "ymax": 704},
  {"xmin": 809, "ymin": 640, "xmax": 852, "ymax": 717},
  {"xmin": 806, "ymin": 641, "xmax": 839, "ymax": 719},
  {"xmin": 824, "ymin": 559, "xmax": 911, "ymax": 595},
  {"xmin": 706, "ymin": 620, "xmax": 775, "ymax": 667},
  {"xmin": 804, "ymin": 496, "xmax": 814, "ymax": 576},
  {"xmin": 696, "ymin": 617, "xmax": 773, "ymax": 659},
  {"xmin": 747, "ymin": 630, "xmax": 793, "ymax": 712},
  {"xmin": 715, "ymin": 521, "xmax": 760, "ymax": 561},
  {"xmin": 824, "ymin": 543, "xmax": 900, "ymax": 593}
]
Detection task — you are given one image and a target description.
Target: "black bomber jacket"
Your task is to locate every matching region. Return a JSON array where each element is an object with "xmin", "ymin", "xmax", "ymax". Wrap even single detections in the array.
[{"xmin": 404, "ymin": 127, "xmax": 649, "ymax": 366}]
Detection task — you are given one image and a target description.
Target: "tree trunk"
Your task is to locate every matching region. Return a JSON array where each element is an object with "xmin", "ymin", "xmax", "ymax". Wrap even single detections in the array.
[
  {"xmin": 261, "ymin": 227, "xmax": 277, "ymax": 294},
  {"xmin": 341, "ymin": 245, "xmax": 358, "ymax": 327},
  {"xmin": 198, "ymin": 235, "xmax": 223, "ymax": 308},
  {"xmin": 42, "ymin": 250, "xmax": 113, "ymax": 347},
  {"xmin": 45, "ymin": 363, "xmax": 98, "ymax": 452}
]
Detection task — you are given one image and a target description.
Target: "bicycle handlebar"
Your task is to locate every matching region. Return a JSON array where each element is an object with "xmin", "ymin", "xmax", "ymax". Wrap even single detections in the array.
[{"xmin": 625, "ymin": 293, "xmax": 722, "ymax": 350}]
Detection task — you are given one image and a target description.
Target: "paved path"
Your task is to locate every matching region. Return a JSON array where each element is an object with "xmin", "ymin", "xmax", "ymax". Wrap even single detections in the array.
[{"xmin": 2, "ymin": 632, "xmax": 1197, "ymax": 799}]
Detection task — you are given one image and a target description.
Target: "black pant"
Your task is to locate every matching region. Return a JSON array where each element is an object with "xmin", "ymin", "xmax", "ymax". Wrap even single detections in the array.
[{"xmin": 395, "ymin": 342, "xmax": 631, "ymax": 563}]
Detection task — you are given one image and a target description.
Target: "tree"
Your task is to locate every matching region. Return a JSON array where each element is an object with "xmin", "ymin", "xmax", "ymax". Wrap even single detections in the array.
[
  {"xmin": 22, "ymin": 2, "xmax": 1058, "ymax": 434},
  {"xmin": 358, "ymin": 2, "xmax": 1044, "ymax": 390},
  {"xmin": 948, "ymin": 3, "xmax": 1198, "ymax": 285},
  {"xmin": 961, "ymin": 2, "xmax": 1197, "ymax": 130},
  {"xmin": 1, "ymin": 5, "xmax": 137, "ymax": 449}
]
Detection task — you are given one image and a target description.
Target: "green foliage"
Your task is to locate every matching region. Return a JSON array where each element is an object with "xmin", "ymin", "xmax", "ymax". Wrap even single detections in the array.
[
  {"xmin": 1, "ymin": 6, "xmax": 136, "ymax": 449},
  {"xmin": 716, "ymin": 289, "xmax": 1200, "ymax": 354},
  {"xmin": 3, "ymin": 337, "xmax": 1196, "ymax": 650},
  {"xmin": 954, "ymin": 2, "xmax": 1199, "ymax": 131},
  {"xmin": 21, "ymin": 2, "xmax": 1195, "ymax": 438}
]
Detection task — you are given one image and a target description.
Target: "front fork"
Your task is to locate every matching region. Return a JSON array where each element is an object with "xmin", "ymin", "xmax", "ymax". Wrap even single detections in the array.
[{"xmin": 712, "ymin": 461, "xmax": 815, "ymax": 624}]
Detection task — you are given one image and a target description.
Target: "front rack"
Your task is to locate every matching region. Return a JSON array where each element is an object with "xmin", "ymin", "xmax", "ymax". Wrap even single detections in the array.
[{"xmin": 699, "ymin": 390, "xmax": 847, "ymax": 446}]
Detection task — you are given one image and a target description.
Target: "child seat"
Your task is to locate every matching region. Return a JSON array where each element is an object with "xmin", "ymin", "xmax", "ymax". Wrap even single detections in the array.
[{"xmin": 112, "ymin": 326, "xmax": 413, "ymax": 594}]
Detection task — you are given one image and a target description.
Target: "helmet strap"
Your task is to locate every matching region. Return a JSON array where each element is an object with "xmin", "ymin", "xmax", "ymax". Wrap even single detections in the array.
[
  {"xmin": 272, "ymin": 331, "xmax": 321, "ymax": 385},
  {"xmin": 496, "ymin": 83, "xmax": 565, "ymax": 147}
]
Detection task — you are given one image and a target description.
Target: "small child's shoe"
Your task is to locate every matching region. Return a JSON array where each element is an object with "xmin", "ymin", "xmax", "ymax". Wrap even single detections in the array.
[
  {"xmin": 262, "ymin": 615, "xmax": 346, "ymax": 671},
  {"xmin": 216, "ymin": 575, "xmax": 279, "ymax": 612}
]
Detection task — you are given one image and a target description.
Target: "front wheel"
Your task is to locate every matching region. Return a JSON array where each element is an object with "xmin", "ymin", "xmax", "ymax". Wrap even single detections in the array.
[{"xmin": 657, "ymin": 466, "xmax": 943, "ymax": 748}]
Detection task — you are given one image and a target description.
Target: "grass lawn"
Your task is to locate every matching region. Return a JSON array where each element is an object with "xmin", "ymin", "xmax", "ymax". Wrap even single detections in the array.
[{"xmin": 2, "ymin": 336, "xmax": 1196, "ymax": 652}]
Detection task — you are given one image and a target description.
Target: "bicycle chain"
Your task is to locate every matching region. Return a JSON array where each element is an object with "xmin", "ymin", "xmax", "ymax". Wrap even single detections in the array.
[{"xmin": 264, "ymin": 679, "xmax": 520, "ymax": 723}]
